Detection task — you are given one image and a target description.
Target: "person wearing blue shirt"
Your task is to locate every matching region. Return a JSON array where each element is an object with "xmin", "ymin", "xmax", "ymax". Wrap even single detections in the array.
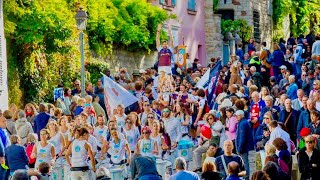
[
  {"xmin": 5, "ymin": 135, "xmax": 29, "ymax": 175},
  {"xmin": 258, "ymin": 96, "xmax": 280, "ymax": 122},
  {"xmin": 235, "ymin": 110, "xmax": 253, "ymax": 180},
  {"xmin": 297, "ymin": 99, "xmax": 315, "ymax": 139},
  {"xmin": 0, "ymin": 116, "xmax": 8, "ymax": 179},
  {"xmin": 287, "ymin": 75, "xmax": 298, "ymax": 100},
  {"xmin": 170, "ymin": 157, "xmax": 200, "ymax": 180},
  {"xmin": 236, "ymin": 43, "xmax": 244, "ymax": 63},
  {"xmin": 294, "ymin": 40, "xmax": 305, "ymax": 76},
  {"xmin": 33, "ymin": 104, "xmax": 51, "ymax": 138}
]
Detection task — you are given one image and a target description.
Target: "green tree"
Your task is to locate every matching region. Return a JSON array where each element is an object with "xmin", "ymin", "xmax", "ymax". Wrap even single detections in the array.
[{"xmin": 3, "ymin": 0, "xmax": 168, "ymax": 105}]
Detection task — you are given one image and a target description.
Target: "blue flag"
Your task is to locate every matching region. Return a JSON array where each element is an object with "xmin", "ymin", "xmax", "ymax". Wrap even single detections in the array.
[{"xmin": 207, "ymin": 61, "xmax": 223, "ymax": 108}]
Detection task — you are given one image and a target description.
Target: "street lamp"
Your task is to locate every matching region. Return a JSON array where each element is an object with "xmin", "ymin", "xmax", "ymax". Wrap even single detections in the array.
[{"xmin": 75, "ymin": 7, "xmax": 88, "ymax": 98}]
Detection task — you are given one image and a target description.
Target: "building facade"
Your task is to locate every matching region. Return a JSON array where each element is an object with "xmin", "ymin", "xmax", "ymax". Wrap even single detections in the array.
[
  {"xmin": 0, "ymin": 0, "xmax": 9, "ymax": 111},
  {"xmin": 216, "ymin": 0, "xmax": 273, "ymax": 48},
  {"xmin": 153, "ymin": 0, "xmax": 219, "ymax": 65}
]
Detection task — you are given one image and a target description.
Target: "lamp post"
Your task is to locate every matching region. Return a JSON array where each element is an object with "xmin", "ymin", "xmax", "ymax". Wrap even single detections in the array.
[{"xmin": 75, "ymin": 7, "xmax": 88, "ymax": 98}]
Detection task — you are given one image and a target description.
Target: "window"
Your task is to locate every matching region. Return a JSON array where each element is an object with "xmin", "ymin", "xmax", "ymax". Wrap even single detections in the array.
[
  {"xmin": 253, "ymin": 10, "xmax": 260, "ymax": 43},
  {"xmin": 217, "ymin": 10, "xmax": 234, "ymax": 20},
  {"xmin": 188, "ymin": 0, "xmax": 196, "ymax": 11},
  {"xmin": 159, "ymin": 0, "xmax": 176, "ymax": 7}
]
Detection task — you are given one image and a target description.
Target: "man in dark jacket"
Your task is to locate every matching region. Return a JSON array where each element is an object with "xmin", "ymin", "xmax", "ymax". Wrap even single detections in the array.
[
  {"xmin": 279, "ymin": 99, "xmax": 299, "ymax": 143},
  {"xmin": 5, "ymin": 135, "xmax": 29, "ymax": 174},
  {"xmin": 33, "ymin": 103, "xmax": 51, "ymax": 138},
  {"xmin": 235, "ymin": 110, "xmax": 254, "ymax": 180},
  {"xmin": 130, "ymin": 152, "xmax": 161, "ymax": 180}
]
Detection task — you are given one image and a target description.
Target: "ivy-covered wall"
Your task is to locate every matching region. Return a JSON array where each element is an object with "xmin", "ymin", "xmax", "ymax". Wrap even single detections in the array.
[{"xmin": 3, "ymin": 0, "xmax": 168, "ymax": 106}]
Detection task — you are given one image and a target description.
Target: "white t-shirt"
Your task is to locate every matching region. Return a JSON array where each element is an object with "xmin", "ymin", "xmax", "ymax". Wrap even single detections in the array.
[
  {"xmin": 115, "ymin": 114, "xmax": 127, "ymax": 128},
  {"xmin": 87, "ymin": 134, "xmax": 98, "ymax": 153},
  {"xmin": 108, "ymin": 138, "xmax": 128, "ymax": 164},
  {"xmin": 35, "ymin": 142, "xmax": 53, "ymax": 169},
  {"xmin": 123, "ymin": 127, "xmax": 140, "ymax": 150},
  {"xmin": 94, "ymin": 125, "xmax": 108, "ymax": 148},
  {"xmin": 139, "ymin": 139, "xmax": 156, "ymax": 157}
]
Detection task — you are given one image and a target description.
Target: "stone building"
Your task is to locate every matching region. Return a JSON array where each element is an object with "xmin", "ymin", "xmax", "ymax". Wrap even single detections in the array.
[{"xmin": 216, "ymin": 0, "xmax": 273, "ymax": 48}]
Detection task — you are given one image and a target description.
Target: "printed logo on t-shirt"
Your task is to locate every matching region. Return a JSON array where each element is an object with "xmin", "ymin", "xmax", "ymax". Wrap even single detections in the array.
[{"xmin": 75, "ymin": 146, "xmax": 81, "ymax": 152}]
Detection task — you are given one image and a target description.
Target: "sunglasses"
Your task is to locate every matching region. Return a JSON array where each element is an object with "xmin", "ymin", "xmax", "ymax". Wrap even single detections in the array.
[
  {"xmin": 142, "ymin": 132, "xmax": 150, "ymax": 134},
  {"xmin": 162, "ymin": 110, "xmax": 170, "ymax": 113},
  {"xmin": 306, "ymin": 141, "xmax": 314, "ymax": 144},
  {"xmin": 208, "ymin": 117, "xmax": 214, "ymax": 120},
  {"xmin": 148, "ymin": 116, "xmax": 154, "ymax": 119},
  {"xmin": 144, "ymin": 104, "xmax": 150, "ymax": 107},
  {"xmin": 75, "ymin": 84, "xmax": 80, "ymax": 86}
]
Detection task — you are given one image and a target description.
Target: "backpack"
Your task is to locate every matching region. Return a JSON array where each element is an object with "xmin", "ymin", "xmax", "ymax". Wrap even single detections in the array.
[{"xmin": 25, "ymin": 143, "xmax": 36, "ymax": 164}]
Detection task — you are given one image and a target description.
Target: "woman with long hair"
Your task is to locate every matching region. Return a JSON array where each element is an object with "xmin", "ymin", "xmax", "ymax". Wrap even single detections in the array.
[
  {"xmin": 47, "ymin": 119, "xmax": 66, "ymax": 179},
  {"xmin": 260, "ymin": 87, "xmax": 270, "ymax": 101},
  {"xmin": 129, "ymin": 112, "xmax": 142, "ymax": 134},
  {"xmin": 65, "ymin": 127, "xmax": 96, "ymax": 179},
  {"xmin": 123, "ymin": 117, "xmax": 140, "ymax": 154},
  {"xmin": 145, "ymin": 112, "xmax": 155, "ymax": 128},
  {"xmin": 173, "ymin": 102, "xmax": 190, "ymax": 139},
  {"xmin": 206, "ymin": 113, "xmax": 223, "ymax": 145},
  {"xmin": 58, "ymin": 116, "xmax": 71, "ymax": 146},
  {"xmin": 31, "ymin": 129, "xmax": 56, "ymax": 170},
  {"xmin": 25, "ymin": 103, "xmax": 38, "ymax": 126},
  {"xmin": 225, "ymin": 107, "xmax": 237, "ymax": 144},
  {"xmin": 201, "ymin": 161, "xmax": 222, "ymax": 180},
  {"xmin": 102, "ymin": 129, "xmax": 131, "ymax": 165},
  {"xmin": 272, "ymin": 138, "xmax": 291, "ymax": 175},
  {"xmin": 137, "ymin": 126, "xmax": 158, "ymax": 158},
  {"xmin": 150, "ymin": 120, "xmax": 168, "ymax": 158}
]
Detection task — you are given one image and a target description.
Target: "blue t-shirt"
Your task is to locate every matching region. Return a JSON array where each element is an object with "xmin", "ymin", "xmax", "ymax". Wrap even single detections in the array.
[{"xmin": 170, "ymin": 170, "xmax": 200, "ymax": 180}]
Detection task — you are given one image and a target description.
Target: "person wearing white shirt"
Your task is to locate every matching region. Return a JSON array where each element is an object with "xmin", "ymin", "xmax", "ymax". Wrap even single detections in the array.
[
  {"xmin": 311, "ymin": 35, "xmax": 320, "ymax": 58},
  {"xmin": 291, "ymin": 89, "xmax": 304, "ymax": 111},
  {"xmin": 162, "ymin": 108, "xmax": 181, "ymax": 148},
  {"xmin": 268, "ymin": 120, "xmax": 291, "ymax": 152},
  {"xmin": 114, "ymin": 104, "xmax": 127, "ymax": 128},
  {"xmin": 139, "ymin": 101, "xmax": 157, "ymax": 126}
]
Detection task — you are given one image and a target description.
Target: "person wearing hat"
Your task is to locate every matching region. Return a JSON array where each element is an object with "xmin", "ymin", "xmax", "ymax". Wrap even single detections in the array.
[
  {"xmin": 298, "ymin": 127, "xmax": 311, "ymax": 150},
  {"xmin": 277, "ymin": 65, "xmax": 287, "ymax": 83},
  {"xmin": 235, "ymin": 110, "xmax": 254, "ymax": 180}
]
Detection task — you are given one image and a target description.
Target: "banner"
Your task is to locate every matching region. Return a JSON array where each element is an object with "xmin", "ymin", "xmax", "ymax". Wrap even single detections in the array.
[
  {"xmin": 102, "ymin": 74, "xmax": 138, "ymax": 116},
  {"xmin": 176, "ymin": 45, "xmax": 186, "ymax": 68},
  {"xmin": 53, "ymin": 88, "xmax": 64, "ymax": 101},
  {"xmin": 196, "ymin": 68, "xmax": 210, "ymax": 89}
]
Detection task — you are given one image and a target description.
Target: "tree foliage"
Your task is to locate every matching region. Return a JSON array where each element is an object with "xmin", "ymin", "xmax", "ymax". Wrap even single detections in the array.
[
  {"xmin": 221, "ymin": 19, "xmax": 252, "ymax": 42},
  {"xmin": 3, "ymin": 0, "xmax": 168, "ymax": 105},
  {"xmin": 273, "ymin": 0, "xmax": 320, "ymax": 38}
]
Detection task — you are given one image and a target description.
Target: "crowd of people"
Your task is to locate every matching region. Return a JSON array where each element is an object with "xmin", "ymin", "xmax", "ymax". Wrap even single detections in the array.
[{"xmin": 0, "ymin": 29, "xmax": 320, "ymax": 180}]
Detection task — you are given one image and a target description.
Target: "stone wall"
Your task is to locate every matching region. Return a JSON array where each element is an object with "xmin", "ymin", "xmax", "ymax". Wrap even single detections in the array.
[
  {"xmin": 204, "ymin": 0, "xmax": 223, "ymax": 60},
  {"xmin": 103, "ymin": 49, "xmax": 158, "ymax": 75},
  {"xmin": 217, "ymin": 0, "xmax": 273, "ymax": 49}
]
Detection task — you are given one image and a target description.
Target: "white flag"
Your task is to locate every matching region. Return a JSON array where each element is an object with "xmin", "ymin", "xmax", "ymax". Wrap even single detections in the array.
[
  {"xmin": 196, "ymin": 68, "xmax": 210, "ymax": 89},
  {"xmin": 102, "ymin": 74, "xmax": 138, "ymax": 115}
]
